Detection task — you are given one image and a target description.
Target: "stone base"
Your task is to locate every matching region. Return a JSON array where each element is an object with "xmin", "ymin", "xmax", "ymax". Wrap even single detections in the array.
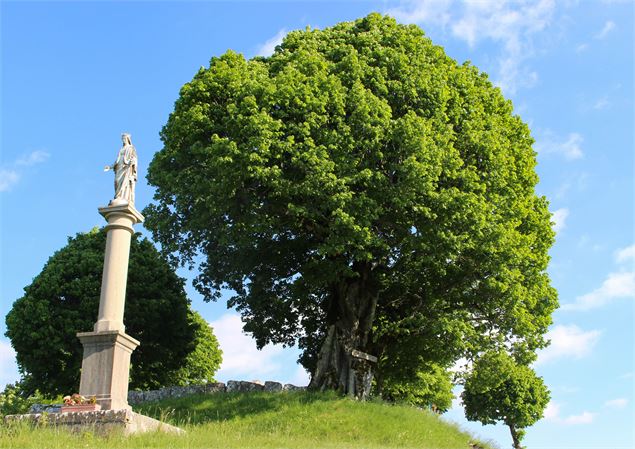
[
  {"xmin": 4, "ymin": 409, "xmax": 184, "ymax": 436},
  {"xmin": 77, "ymin": 330, "xmax": 139, "ymax": 410}
]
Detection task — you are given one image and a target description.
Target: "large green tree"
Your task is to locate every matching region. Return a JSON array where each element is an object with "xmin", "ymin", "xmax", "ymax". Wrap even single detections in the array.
[
  {"xmin": 144, "ymin": 14, "xmax": 557, "ymax": 398},
  {"xmin": 462, "ymin": 351, "xmax": 550, "ymax": 449},
  {"xmin": 5, "ymin": 228, "xmax": 222, "ymax": 397}
]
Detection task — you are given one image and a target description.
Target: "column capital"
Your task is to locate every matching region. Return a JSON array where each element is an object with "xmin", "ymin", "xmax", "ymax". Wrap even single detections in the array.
[{"xmin": 98, "ymin": 203, "xmax": 145, "ymax": 225}]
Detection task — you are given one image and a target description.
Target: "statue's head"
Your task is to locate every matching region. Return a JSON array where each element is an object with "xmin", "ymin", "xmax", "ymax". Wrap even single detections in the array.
[{"xmin": 121, "ymin": 133, "xmax": 132, "ymax": 145}]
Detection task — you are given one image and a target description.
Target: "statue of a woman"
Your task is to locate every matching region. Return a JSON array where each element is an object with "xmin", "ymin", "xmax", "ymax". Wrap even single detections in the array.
[{"xmin": 105, "ymin": 133, "xmax": 137, "ymax": 206}]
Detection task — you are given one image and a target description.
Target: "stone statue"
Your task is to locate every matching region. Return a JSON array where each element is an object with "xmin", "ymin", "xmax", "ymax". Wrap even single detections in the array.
[{"xmin": 105, "ymin": 133, "xmax": 137, "ymax": 206}]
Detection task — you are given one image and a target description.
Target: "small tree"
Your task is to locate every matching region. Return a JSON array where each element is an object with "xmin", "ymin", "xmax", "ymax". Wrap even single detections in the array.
[
  {"xmin": 375, "ymin": 358, "xmax": 454, "ymax": 412},
  {"xmin": 5, "ymin": 228, "xmax": 222, "ymax": 397},
  {"xmin": 462, "ymin": 351, "xmax": 549, "ymax": 449}
]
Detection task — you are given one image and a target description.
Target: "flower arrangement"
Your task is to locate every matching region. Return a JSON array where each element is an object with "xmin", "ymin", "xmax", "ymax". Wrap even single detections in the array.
[
  {"xmin": 63, "ymin": 394, "xmax": 97, "ymax": 406},
  {"xmin": 61, "ymin": 394, "xmax": 100, "ymax": 412}
]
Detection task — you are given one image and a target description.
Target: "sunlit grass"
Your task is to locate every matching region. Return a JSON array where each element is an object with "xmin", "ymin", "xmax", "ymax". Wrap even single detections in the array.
[{"xmin": 1, "ymin": 391, "xmax": 497, "ymax": 449}]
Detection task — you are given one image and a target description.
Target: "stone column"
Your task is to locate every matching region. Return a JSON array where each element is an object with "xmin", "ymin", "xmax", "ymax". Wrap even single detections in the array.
[{"xmin": 77, "ymin": 202, "xmax": 143, "ymax": 411}]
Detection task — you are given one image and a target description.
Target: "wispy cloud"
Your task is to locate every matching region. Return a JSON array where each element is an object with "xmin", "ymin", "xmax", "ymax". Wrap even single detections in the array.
[
  {"xmin": 562, "ymin": 411, "xmax": 595, "ymax": 425},
  {"xmin": 593, "ymin": 96, "xmax": 610, "ymax": 110},
  {"xmin": 0, "ymin": 150, "xmax": 50, "ymax": 193},
  {"xmin": 16, "ymin": 150, "xmax": 50, "ymax": 166},
  {"xmin": 0, "ymin": 169, "xmax": 20, "ymax": 192},
  {"xmin": 256, "ymin": 29, "xmax": 287, "ymax": 57},
  {"xmin": 555, "ymin": 172, "xmax": 588, "ymax": 199},
  {"xmin": 551, "ymin": 208, "xmax": 569, "ymax": 234},
  {"xmin": 544, "ymin": 401, "xmax": 596, "ymax": 425},
  {"xmin": 536, "ymin": 132, "xmax": 584, "ymax": 160},
  {"xmin": 537, "ymin": 324, "xmax": 601, "ymax": 364},
  {"xmin": 575, "ymin": 43, "xmax": 588, "ymax": 53},
  {"xmin": 387, "ymin": 0, "xmax": 556, "ymax": 94},
  {"xmin": 562, "ymin": 245, "xmax": 635, "ymax": 310},
  {"xmin": 604, "ymin": 398, "xmax": 628, "ymax": 409},
  {"xmin": 385, "ymin": 0, "xmax": 452, "ymax": 27},
  {"xmin": 595, "ymin": 20, "xmax": 616, "ymax": 39},
  {"xmin": 563, "ymin": 271, "xmax": 635, "ymax": 311}
]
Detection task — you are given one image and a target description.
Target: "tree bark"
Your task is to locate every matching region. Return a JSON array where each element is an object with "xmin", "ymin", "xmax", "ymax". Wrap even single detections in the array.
[
  {"xmin": 508, "ymin": 424, "xmax": 523, "ymax": 449},
  {"xmin": 309, "ymin": 262, "xmax": 379, "ymax": 399}
]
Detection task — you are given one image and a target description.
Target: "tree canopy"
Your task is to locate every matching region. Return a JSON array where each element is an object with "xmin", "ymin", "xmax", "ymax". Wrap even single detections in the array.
[
  {"xmin": 462, "ymin": 351, "xmax": 550, "ymax": 449},
  {"xmin": 5, "ymin": 228, "xmax": 222, "ymax": 397},
  {"xmin": 144, "ymin": 13, "xmax": 557, "ymax": 399}
]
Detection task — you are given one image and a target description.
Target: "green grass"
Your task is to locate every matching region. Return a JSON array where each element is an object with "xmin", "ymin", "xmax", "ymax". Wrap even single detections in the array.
[{"xmin": 1, "ymin": 391, "xmax": 497, "ymax": 449}]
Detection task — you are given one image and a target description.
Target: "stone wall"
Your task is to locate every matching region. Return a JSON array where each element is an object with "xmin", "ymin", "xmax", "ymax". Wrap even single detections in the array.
[
  {"xmin": 127, "ymin": 380, "xmax": 306, "ymax": 405},
  {"xmin": 27, "ymin": 380, "xmax": 307, "ymax": 413}
]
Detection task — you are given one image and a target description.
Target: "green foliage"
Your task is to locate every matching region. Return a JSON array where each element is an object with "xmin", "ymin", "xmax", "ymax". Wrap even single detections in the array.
[
  {"xmin": 375, "ymin": 361, "xmax": 454, "ymax": 412},
  {"xmin": 0, "ymin": 391, "xmax": 496, "ymax": 449},
  {"xmin": 169, "ymin": 311, "xmax": 223, "ymax": 386},
  {"xmin": 0, "ymin": 382, "xmax": 49, "ymax": 416},
  {"xmin": 5, "ymin": 228, "xmax": 222, "ymax": 397},
  {"xmin": 144, "ymin": 12, "xmax": 557, "ymax": 397},
  {"xmin": 462, "ymin": 351, "xmax": 549, "ymax": 448}
]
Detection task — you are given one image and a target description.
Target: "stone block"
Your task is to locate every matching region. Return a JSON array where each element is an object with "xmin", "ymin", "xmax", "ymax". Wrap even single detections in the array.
[
  {"xmin": 264, "ymin": 381, "xmax": 283, "ymax": 392},
  {"xmin": 4, "ymin": 409, "xmax": 183, "ymax": 436},
  {"xmin": 227, "ymin": 380, "xmax": 265, "ymax": 392},
  {"xmin": 28, "ymin": 404, "xmax": 62, "ymax": 414}
]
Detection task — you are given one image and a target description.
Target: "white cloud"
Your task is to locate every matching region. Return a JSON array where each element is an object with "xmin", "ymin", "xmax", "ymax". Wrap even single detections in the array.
[
  {"xmin": 0, "ymin": 150, "xmax": 50, "ymax": 192},
  {"xmin": 551, "ymin": 208, "xmax": 569, "ymax": 234},
  {"xmin": 209, "ymin": 314, "xmax": 284, "ymax": 380},
  {"xmin": 604, "ymin": 398, "xmax": 628, "ymax": 409},
  {"xmin": 208, "ymin": 313, "xmax": 308, "ymax": 385},
  {"xmin": 593, "ymin": 96, "xmax": 610, "ymax": 110},
  {"xmin": 537, "ymin": 324, "xmax": 601, "ymax": 364},
  {"xmin": 563, "ymin": 271, "xmax": 635, "ymax": 311},
  {"xmin": 386, "ymin": 0, "xmax": 556, "ymax": 94},
  {"xmin": 453, "ymin": 0, "xmax": 554, "ymax": 94},
  {"xmin": 256, "ymin": 29, "xmax": 287, "ymax": 57},
  {"xmin": 562, "ymin": 411, "xmax": 595, "ymax": 425},
  {"xmin": 559, "ymin": 134, "xmax": 584, "ymax": 160},
  {"xmin": 615, "ymin": 244, "xmax": 635, "ymax": 264},
  {"xmin": 595, "ymin": 20, "xmax": 616, "ymax": 39},
  {"xmin": 0, "ymin": 340, "xmax": 20, "ymax": 389},
  {"xmin": 575, "ymin": 43, "xmax": 588, "ymax": 53},
  {"xmin": 0, "ymin": 169, "xmax": 20, "ymax": 192},
  {"xmin": 536, "ymin": 132, "xmax": 584, "ymax": 160},
  {"xmin": 544, "ymin": 401, "xmax": 596, "ymax": 425},
  {"xmin": 16, "ymin": 150, "xmax": 50, "ymax": 166},
  {"xmin": 544, "ymin": 401, "xmax": 561, "ymax": 420},
  {"xmin": 556, "ymin": 172, "xmax": 588, "ymax": 199},
  {"xmin": 385, "ymin": 0, "xmax": 452, "ymax": 28}
]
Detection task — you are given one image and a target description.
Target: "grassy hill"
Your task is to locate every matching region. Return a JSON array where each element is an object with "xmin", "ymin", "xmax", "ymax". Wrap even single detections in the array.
[{"xmin": 1, "ymin": 391, "xmax": 497, "ymax": 449}]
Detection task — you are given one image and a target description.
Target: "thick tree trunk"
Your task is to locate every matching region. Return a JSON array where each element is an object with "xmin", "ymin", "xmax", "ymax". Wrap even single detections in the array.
[
  {"xmin": 508, "ymin": 424, "xmax": 523, "ymax": 449},
  {"xmin": 309, "ymin": 262, "xmax": 379, "ymax": 399}
]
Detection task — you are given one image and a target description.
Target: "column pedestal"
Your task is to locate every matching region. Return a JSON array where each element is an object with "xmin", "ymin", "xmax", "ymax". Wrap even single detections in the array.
[
  {"xmin": 77, "ymin": 202, "xmax": 143, "ymax": 411},
  {"xmin": 77, "ymin": 330, "xmax": 139, "ymax": 410}
]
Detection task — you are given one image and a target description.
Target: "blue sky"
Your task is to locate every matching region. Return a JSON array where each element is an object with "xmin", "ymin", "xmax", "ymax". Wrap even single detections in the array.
[{"xmin": 1, "ymin": 1, "xmax": 632, "ymax": 448}]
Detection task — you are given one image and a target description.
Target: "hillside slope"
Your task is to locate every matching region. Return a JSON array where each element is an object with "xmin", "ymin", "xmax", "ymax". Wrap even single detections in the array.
[{"xmin": 2, "ymin": 391, "xmax": 497, "ymax": 449}]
